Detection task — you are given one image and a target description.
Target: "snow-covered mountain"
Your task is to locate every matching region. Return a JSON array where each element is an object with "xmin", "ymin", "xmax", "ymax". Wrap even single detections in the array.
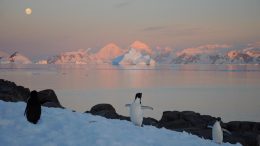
[
  {"xmin": 39, "ymin": 49, "xmax": 94, "ymax": 64},
  {"xmin": 34, "ymin": 41, "xmax": 260, "ymax": 65},
  {"xmin": 0, "ymin": 51, "xmax": 32, "ymax": 64},
  {"xmin": 94, "ymin": 43, "xmax": 123, "ymax": 63},
  {"xmin": 0, "ymin": 51, "xmax": 10, "ymax": 64},
  {"xmin": 153, "ymin": 47, "xmax": 175, "ymax": 64},
  {"xmin": 129, "ymin": 41, "xmax": 153, "ymax": 55},
  {"xmin": 168, "ymin": 44, "xmax": 260, "ymax": 64}
]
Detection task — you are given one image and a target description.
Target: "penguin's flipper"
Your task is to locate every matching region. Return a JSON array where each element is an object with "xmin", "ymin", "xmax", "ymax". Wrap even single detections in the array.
[
  {"xmin": 141, "ymin": 106, "xmax": 153, "ymax": 110},
  {"xmin": 222, "ymin": 128, "xmax": 232, "ymax": 135},
  {"xmin": 125, "ymin": 104, "xmax": 131, "ymax": 107}
]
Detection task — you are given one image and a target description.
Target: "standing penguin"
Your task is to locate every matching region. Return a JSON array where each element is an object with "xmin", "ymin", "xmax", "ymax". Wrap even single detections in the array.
[
  {"xmin": 212, "ymin": 117, "xmax": 223, "ymax": 144},
  {"xmin": 125, "ymin": 93, "xmax": 153, "ymax": 127},
  {"xmin": 24, "ymin": 90, "xmax": 41, "ymax": 124}
]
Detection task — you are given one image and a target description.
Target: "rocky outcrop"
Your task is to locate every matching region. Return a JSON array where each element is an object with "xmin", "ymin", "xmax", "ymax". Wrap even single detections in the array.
[
  {"xmin": 158, "ymin": 111, "xmax": 260, "ymax": 146},
  {"xmin": 0, "ymin": 79, "xmax": 30, "ymax": 102},
  {"xmin": 0, "ymin": 79, "xmax": 63, "ymax": 108},
  {"xmin": 87, "ymin": 104, "xmax": 260, "ymax": 146},
  {"xmin": 225, "ymin": 121, "xmax": 260, "ymax": 146},
  {"xmin": 85, "ymin": 103, "xmax": 158, "ymax": 126},
  {"xmin": 38, "ymin": 89, "xmax": 63, "ymax": 108}
]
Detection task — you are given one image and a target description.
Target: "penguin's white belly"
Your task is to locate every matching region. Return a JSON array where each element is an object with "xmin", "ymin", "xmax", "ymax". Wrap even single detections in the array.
[
  {"xmin": 212, "ymin": 122, "xmax": 223, "ymax": 144},
  {"xmin": 130, "ymin": 103, "xmax": 143, "ymax": 126}
]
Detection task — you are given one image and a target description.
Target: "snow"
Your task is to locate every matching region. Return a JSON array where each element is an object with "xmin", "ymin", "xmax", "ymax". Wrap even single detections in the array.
[
  {"xmin": 0, "ymin": 51, "xmax": 32, "ymax": 64},
  {"xmin": 11, "ymin": 53, "xmax": 32, "ymax": 64},
  {"xmin": 0, "ymin": 51, "xmax": 10, "ymax": 64},
  {"xmin": 243, "ymin": 42, "xmax": 260, "ymax": 58},
  {"xmin": 36, "ymin": 60, "xmax": 48, "ymax": 64},
  {"xmin": 95, "ymin": 43, "xmax": 123, "ymax": 62},
  {"xmin": 176, "ymin": 44, "xmax": 231, "ymax": 56},
  {"xmin": 0, "ymin": 101, "xmax": 241, "ymax": 146},
  {"xmin": 112, "ymin": 48, "xmax": 156, "ymax": 65},
  {"xmin": 45, "ymin": 49, "xmax": 93, "ymax": 64},
  {"xmin": 129, "ymin": 41, "xmax": 153, "ymax": 55}
]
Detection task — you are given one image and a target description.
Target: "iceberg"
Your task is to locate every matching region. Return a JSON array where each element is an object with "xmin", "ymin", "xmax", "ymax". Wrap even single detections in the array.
[{"xmin": 112, "ymin": 48, "xmax": 156, "ymax": 65}]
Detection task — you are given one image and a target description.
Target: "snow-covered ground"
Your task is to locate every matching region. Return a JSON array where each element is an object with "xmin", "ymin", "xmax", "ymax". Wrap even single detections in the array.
[{"xmin": 0, "ymin": 101, "xmax": 241, "ymax": 146}]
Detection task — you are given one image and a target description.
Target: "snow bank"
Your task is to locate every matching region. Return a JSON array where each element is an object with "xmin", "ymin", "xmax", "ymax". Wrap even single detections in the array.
[{"xmin": 0, "ymin": 101, "xmax": 240, "ymax": 146}]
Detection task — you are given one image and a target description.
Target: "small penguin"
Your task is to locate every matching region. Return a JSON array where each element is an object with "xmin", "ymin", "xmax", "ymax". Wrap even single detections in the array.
[
  {"xmin": 24, "ymin": 90, "xmax": 41, "ymax": 124},
  {"xmin": 212, "ymin": 117, "xmax": 223, "ymax": 144},
  {"xmin": 125, "ymin": 93, "xmax": 153, "ymax": 127}
]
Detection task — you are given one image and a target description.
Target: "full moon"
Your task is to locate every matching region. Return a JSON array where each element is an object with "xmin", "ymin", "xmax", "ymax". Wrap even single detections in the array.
[{"xmin": 25, "ymin": 8, "xmax": 32, "ymax": 15}]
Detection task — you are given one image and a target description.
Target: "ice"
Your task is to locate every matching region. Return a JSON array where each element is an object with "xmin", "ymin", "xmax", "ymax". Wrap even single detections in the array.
[{"xmin": 112, "ymin": 49, "xmax": 156, "ymax": 66}]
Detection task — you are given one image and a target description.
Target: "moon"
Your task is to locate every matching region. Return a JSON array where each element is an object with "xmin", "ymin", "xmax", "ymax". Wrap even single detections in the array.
[{"xmin": 25, "ymin": 8, "xmax": 32, "ymax": 15}]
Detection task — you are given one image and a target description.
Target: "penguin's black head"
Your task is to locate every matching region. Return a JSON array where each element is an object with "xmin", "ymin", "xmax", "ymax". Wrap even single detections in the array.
[
  {"xmin": 135, "ymin": 93, "xmax": 142, "ymax": 104},
  {"xmin": 216, "ymin": 117, "xmax": 221, "ymax": 122},
  {"xmin": 30, "ymin": 90, "xmax": 39, "ymax": 102}
]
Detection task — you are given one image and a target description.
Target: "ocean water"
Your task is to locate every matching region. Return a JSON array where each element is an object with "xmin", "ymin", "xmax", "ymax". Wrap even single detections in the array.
[{"xmin": 0, "ymin": 64, "xmax": 260, "ymax": 122}]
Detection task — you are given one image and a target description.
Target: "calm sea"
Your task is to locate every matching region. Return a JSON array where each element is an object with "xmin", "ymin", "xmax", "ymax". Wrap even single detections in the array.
[{"xmin": 1, "ymin": 64, "xmax": 260, "ymax": 122}]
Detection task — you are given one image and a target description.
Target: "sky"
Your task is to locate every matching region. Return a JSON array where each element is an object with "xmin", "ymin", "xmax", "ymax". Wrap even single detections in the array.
[{"xmin": 0, "ymin": 0, "xmax": 260, "ymax": 60}]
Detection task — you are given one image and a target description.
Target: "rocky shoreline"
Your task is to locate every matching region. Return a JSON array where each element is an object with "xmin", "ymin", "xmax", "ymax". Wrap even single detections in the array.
[{"xmin": 0, "ymin": 79, "xmax": 259, "ymax": 146}]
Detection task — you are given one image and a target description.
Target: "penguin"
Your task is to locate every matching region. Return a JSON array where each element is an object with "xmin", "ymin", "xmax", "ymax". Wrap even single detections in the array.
[
  {"xmin": 24, "ymin": 90, "xmax": 41, "ymax": 124},
  {"xmin": 212, "ymin": 117, "xmax": 223, "ymax": 144},
  {"xmin": 125, "ymin": 93, "xmax": 153, "ymax": 127}
]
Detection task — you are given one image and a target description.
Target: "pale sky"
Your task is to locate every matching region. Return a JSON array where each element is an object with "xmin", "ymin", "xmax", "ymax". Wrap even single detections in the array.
[{"xmin": 0, "ymin": 0, "xmax": 260, "ymax": 59}]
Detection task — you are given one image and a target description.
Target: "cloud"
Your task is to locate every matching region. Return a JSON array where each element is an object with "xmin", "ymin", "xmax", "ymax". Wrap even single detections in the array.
[{"xmin": 115, "ymin": 1, "xmax": 131, "ymax": 8}]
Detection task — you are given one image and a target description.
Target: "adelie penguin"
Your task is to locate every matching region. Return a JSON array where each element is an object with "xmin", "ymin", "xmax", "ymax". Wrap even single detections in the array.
[
  {"xmin": 208, "ymin": 117, "xmax": 231, "ymax": 144},
  {"xmin": 24, "ymin": 90, "xmax": 41, "ymax": 124},
  {"xmin": 125, "ymin": 93, "xmax": 153, "ymax": 127},
  {"xmin": 212, "ymin": 117, "xmax": 223, "ymax": 144}
]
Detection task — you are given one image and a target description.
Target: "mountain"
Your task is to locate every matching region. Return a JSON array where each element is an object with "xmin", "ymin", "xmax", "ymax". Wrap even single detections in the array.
[
  {"xmin": 35, "ymin": 41, "xmax": 260, "ymax": 65},
  {"xmin": 0, "ymin": 51, "xmax": 32, "ymax": 64},
  {"xmin": 43, "ymin": 49, "xmax": 93, "ymax": 64},
  {"xmin": 153, "ymin": 47, "xmax": 175, "ymax": 64},
  {"xmin": 112, "ymin": 48, "xmax": 156, "ymax": 66},
  {"xmin": 95, "ymin": 43, "xmax": 123, "ymax": 63},
  {"xmin": 0, "ymin": 51, "xmax": 10, "ymax": 64},
  {"xmin": 129, "ymin": 41, "xmax": 153, "ymax": 55},
  {"xmin": 176, "ymin": 44, "xmax": 231, "ymax": 56}
]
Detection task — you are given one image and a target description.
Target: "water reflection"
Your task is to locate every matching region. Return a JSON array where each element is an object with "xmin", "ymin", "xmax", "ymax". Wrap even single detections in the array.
[{"xmin": 0, "ymin": 64, "xmax": 260, "ymax": 122}]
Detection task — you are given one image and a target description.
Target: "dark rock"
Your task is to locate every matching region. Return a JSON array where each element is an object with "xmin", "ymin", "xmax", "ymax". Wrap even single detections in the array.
[
  {"xmin": 159, "ymin": 111, "xmax": 217, "ymax": 129},
  {"xmin": 163, "ymin": 119, "xmax": 191, "ymax": 129},
  {"xmin": 90, "ymin": 104, "xmax": 116, "ymax": 113},
  {"xmin": 88, "ymin": 104, "xmax": 120, "ymax": 119},
  {"xmin": 0, "ymin": 79, "xmax": 30, "ymax": 102},
  {"xmin": 87, "ymin": 104, "xmax": 158, "ymax": 126},
  {"xmin": 158, "ymin": 110, "xmax": 260, "ymax": 146},
  {"xmin": 226, "ymin": 121, "xmax": 260, "ymax": 133},
  {"xmin": 143, "ymin": 117, "xmax": 159, "ymax": 127},
  {"xmin": 159, "ymin": 111, "xmax": 180, "ymax": 123},
  {"xmin": 38, "ymin": 89, "xmax": 63, "ymax": 108},
  {"xmin": 257, "ymin": 135, "xmax": 260, "ymax": 146},
  {"xmin": 0, "ymin": 79, "xmax": 63, "ymax": 108},
  {"xmin": 42, "ymin": 102, "xmax": 62, "ymax": 108}
]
